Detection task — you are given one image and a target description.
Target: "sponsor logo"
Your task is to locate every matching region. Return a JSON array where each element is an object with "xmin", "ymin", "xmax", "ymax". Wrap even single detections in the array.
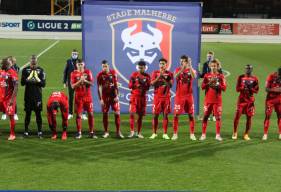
[{"xmin": 22, "ymin": 20, "xmax": 81, "ymax": 32}]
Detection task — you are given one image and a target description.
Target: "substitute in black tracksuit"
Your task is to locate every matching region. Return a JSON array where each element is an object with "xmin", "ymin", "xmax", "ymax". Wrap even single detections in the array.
[
  {"xmin": 63, "ymin": 49, "xmax": 79, "ymax": 118},
  {"xmin": 10, "ymin": 56, "xmax": 20, "ymax": 119},
  {"xmin": 21, "ymin": 55, "xmax": 46, "ymax": 138}
]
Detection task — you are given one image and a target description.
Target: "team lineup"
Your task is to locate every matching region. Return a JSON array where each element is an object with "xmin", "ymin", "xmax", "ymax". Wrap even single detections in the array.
[{"xmin": 0, "ymin": 52, "xmax": 280, "ymax": 141}]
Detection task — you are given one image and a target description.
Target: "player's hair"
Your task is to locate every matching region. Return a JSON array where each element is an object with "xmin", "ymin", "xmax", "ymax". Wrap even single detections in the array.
[
  {"xmin": 50, "ymin": 101, "xmax": 60, "ymax": 111},
  {"xmin": 180, "ymin": 55, "xmax": 189, "ymax": 62},
  {"xmin": 101, "ymin": 60, "xmax": 108, "ymax": 65},
  {"xmin": 210, "ymin": 58, "xmax": 221, "ymax": 67},
  {"xmin": 137, "ymin": 60, "xmax": 146, "ymax": 66},
  {"xmin": 77, "ymin": 59, "xmax": 83, "ymax": 63},
  {"xmin": 1, "ymin": 57, "xmax": 10, "ymax": 69},
  {"xmin": 159, "ymin": 58, "xmax": 167, "ymax": 63},
  {"xmin": 72, "ymin": 49, "xmax": 78, "ymax": 52},
  {"xmin": 30, "ymin": 55, "xmax": 37, "ymax": 64},
  {"xmin": 208, "ymin": 51, "xmax": 214, "ymax": 55},
  {"xmin": 7, "ymin": 56, "xmax": 16, "ymax": 64},
  {"xmin": 245, "ymin": 64, "xmax": 253, "ymax": 68}
]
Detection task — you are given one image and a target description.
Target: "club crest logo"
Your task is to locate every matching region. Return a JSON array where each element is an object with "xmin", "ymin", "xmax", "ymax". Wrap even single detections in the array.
[{"xmin": 109, "ymin": 18, "xmax": 174, "ymax": 106}]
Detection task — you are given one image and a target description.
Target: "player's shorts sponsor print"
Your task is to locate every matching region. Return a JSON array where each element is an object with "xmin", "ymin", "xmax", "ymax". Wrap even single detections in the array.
[
  {"xmin": 204, "ymin": 103, "xmax": 222, "ymax": 118},
  {"xmin": 265, "ymin": 97, "xmax": 281, "ymax": 116},
  {"xmin": 174, "ymin": 97, "xmax": 194, "ymax": 115},
  {"xmin": 102, "ymin": 99, "xmax": 120, "ymax": 113},
  {"xmin": 0, "ymin": 101, "xmax": 16, "ymax": 115},
  {"xmin": 236, "ymin": 102, "xmax": 255, "ymax": 116},
  {"xmin": 75, "ymin": 100, "xmax": 94, "ymax": 114},
  {"xmin": 152, "ymin": 97, "xmax": 171, "ymax": 114},
  {"xmin": 129, "ymin": 96, "xmax": 147, "ymax": 115}
]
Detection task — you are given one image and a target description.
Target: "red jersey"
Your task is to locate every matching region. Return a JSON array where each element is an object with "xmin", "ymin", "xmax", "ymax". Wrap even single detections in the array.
[
  {"xmin": 128, "ymin": 71, "xmax": 151, "ymax": 97},
  {"xmin": 0, "ymin": 70, "xmax": 8, "ymax": 102},
  {"xmin": 47, "ymin": 91, "xmax": 68, "ymax": 109},
  {"xmin": 71, "ymin": 69, "xmax": 93, "ymax": 98},
  {"xmin": 4, "ymin": 68, "xmax": 18, "ymax": 101},
  {"xmin": 236, "ymin": 74, "xmax": 259, "ymax": 103},
  {"xmin": 265, "ymin": 72, "xmax": 281, "ymax": 101},
  {"xmin": 97, "ymin": 69, "xmax": 118, "ymax": 98},
  {"xmin": 202, "ymin": 72, "xmax": 226, "ymax": 104},
  {"xmin": 174, "ymin": 67, "xmax": 196, "ymax": 97},
  {"xmin": 151, "ymin": 70, "xmax": 173, "ymax": 98}
]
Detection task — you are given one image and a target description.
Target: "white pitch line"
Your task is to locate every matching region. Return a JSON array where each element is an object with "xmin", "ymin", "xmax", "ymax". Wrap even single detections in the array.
[
  {"xmin": 223, "ymin": 69, "xmax": 231, "ymax": 77},
  {"xmin": 20, "ymin": 40, "xmax": 60, "ymax": 71}
]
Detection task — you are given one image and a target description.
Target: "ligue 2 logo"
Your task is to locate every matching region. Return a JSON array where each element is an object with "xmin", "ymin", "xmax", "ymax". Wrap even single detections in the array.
[{"xmin": 27, "ymin": 21, "xmax": 35, "ymax": 30}]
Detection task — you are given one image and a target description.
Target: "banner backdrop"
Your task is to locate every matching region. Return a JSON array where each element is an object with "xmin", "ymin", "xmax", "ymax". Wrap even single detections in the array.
[{"xmin": 82, "ymin": 1, "xmax": 202, "ymax": 114}]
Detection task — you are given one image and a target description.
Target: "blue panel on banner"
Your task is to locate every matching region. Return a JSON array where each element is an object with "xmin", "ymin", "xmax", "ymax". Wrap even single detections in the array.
[{"xmin": 82, "ymin": 1, "xmax": 202, "ymax": 114}]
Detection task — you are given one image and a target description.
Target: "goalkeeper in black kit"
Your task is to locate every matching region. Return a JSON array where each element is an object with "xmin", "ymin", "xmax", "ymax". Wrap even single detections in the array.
[{"xmin": 21, "ymin": 55, "xmax": 46, "ymax": 138}]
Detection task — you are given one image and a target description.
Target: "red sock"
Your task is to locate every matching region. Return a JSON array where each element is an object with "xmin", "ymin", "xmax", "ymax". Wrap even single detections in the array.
[
  {"xmin": 103, "ymin": 113, "xmax": 108, "ymax": 132},
  {"xmin": 233, "ymin": 112, "xmax": 241, "ymax": 133},
  {"xmin": 264, "ymin": 116, "xmax": 270, "ymax": 134},
  {"xmin": 245, "ymin": 116, "xmax": 252, "ymax": 134},
  {"xmin": 173, "ymin": 116, "xmax": 179, "ymax": 134},
  {"xmin": 76, "ymin": 115, "xmax": 82, "ymax": 132},
  {"xmin": 53, "ymin": 115, "xmax": 57, "ymax": 131},
  {"xmin": 114, "ymin": 114, "xmax": 120, "ymax": 133},
  {"xmin": 189, "ymin": 116, "xmax": 195, "ymax": 134},
  {"xmin": 278, "ymin": 117, "xmax": 281, "ymax": 134},
  {"xmin": 202, "ymin": 116, "xmax": 208, "ymax": 134},
  {"xmin": 216, "ymin": 119, "xmax": 221, "ymax": 135},
  {"xmin": 129, "ymin": 114, "xmax": 134, "ymax": 132},
  {"xmin": 9, "ymin": 115, "xmax": 15, "ymax": 135},
  {"xmin": 152, "ymin": 116, "xmax": 158, "ymax": 133},
  {"xmin": 137, "ymin": 115, "xmax": 143, "ymax": 133},
  {"xmin": 163, "ymin": 117, "xmax": 168, "ymax": 134},
  {"xmin": 88, "ymin": 113, "xmax": 94, "ymax": 133}
]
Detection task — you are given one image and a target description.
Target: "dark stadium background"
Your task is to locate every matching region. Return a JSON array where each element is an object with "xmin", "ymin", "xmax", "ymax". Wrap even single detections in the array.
[{"xmin": 1, "ymin": 0, "xmax": 281, "ymax": 18}]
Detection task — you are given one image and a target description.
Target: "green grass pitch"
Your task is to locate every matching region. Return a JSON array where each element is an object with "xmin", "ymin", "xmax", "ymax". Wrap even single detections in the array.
[{"xmin": 0, "ymin": 39, "xmax": 280, "ymax": 191}]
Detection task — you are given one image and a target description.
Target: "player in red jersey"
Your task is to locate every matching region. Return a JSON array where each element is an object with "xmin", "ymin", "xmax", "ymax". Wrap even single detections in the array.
[
  {"xmin": 0, "ymin": 68, "xmax": 7, "ymax": 120},
  {"xmin": 0, "ymin": 69, "xmax": 6, "ymax": 103},
  {"xmin": 47, "ymin": 91, "xmax": 69, "ymax": 140},
  {"xmin": 200, "ymin": 59, "xmax": 226, "ymax": 141},
  {"xmin": 149, "ymin": 58, "xmax": 174, "ymax": 140},
  {"xmin": 71, "ymin": 59, "xmax": 96, "ymax": 139},
  {"xmin": 128, "ymin": 60, "xmax": 151, "ymax": 138},
  {"xmin": 172, "ymin": 55, "xmax": 197, "ymax": 141},
  {"xmin": 262, "ymin": 67, "xmax": 281, "ymax": 140},
  {"xmin": 97, "ymin": 60, "xmax": 124, "ymax": 139},
  {"xmin": 0, "ymin": 57, "xmax": 18, "ymax": 140},
  {"xmin": 232, "ymin": 65, "xmax": 259, "ymax": 140}
]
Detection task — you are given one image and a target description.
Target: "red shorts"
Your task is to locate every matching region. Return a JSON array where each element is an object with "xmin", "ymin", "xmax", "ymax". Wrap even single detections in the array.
[
  {"xmin": 0, "ymin": 100, "xmax": 16, "ymax": 115},
  {"xmin": 174, "ymin": 96, "xmax": 194, "ymax": 115},
  {"xmin": 153, "ymin": 97, "xmax": 171, "ymax": 115},
  {"xmin": 203, "ymin": 103, "xmax": 222, "ymax": 118},
  {"xmin": 102, "ymin": 98, "xmax": 120, "ymax": 113},
  {"xmin": 129, "ymin": 96, "xmax": 146, "ymax": 115},
  {"xmin": 265, "ymin": 97, "xmax": 281, "ymax": 116},
  {"xmin": 75, "ymin": 97, "xmax": 93, "ymax": 114},
  {"xmin": 236, "ymin": 102, "xmax": 255, "ymax": 116}
]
